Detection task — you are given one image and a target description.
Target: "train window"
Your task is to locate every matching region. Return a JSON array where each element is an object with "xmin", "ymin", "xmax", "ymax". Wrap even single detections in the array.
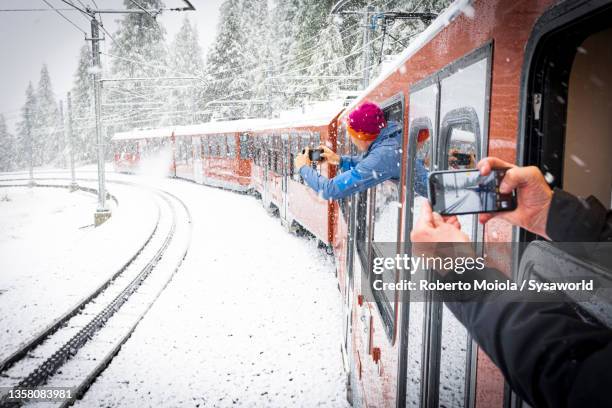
[
  {"xmin": 201, "ymin": 138, "xmax": 209, "ymax": 157},
  {"xmin": 436, "ymin": 53, "xmax": 488, "ymax": 408},
  {"xmin": 239, "ymin": 133, "xmax": 249, "ymax": 159},
  {"xmin": 290, "ymin": 134, "xmax": 299, "ymax": 181},
  {"xmin": 227, "ymin": 134, "xmax": 237, "ymax": 157},
  {"xmin": 363, "ymin": 96, "xmax": 405, "ymax": 340},
  {"xmin": 403, "ymin": 85, "xmax": 437, "ymax": 406}
]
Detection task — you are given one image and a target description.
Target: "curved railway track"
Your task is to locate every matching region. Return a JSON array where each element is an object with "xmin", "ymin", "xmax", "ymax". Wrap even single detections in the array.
[{"xmin": 0, "ymin": 177, "xmax": 193, "ymax": 407}]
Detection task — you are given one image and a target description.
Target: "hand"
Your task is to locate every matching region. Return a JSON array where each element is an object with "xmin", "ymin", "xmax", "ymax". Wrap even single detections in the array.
[
  {"xmin": 294, "ymin": 148, "xmax": 311, "ymax": 171},
  {"xmin": 477, "ymin": 157, "xmax": 553, "ymax": 239},
  {"xmin": 318, "ymin": 145, "xmax": 340, "ymax": 165},
  {"xmin": 411, "ymin": 201, "xmax": 469, "ymax": 244}
]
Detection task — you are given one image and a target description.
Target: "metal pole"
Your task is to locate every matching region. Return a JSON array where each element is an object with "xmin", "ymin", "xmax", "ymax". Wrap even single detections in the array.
[
  {"xmin": 361, "ymin": 4, "xmax": 374, "ymax": 89},
  {"xmin": 66, "ymin": 92, "xmax": 78, "ymax": 190},
  {"xmin": 91, "ymin": 17, "xmax": 110, "ymax": 225},
  {"xmin": 26, "ymin": 106, "xmax": 35, "ymax": 187}
]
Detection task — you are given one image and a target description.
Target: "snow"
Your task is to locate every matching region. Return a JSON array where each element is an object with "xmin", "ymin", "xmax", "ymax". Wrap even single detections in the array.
[
  {"xmin": 112, "ymin": 99, "xmax": 346, "ymax": 142},
  {"xmin": 0, "ymin": 182, "xmax": 157, "ymax": 363},
  {"xmin": 0, "ymin": 169, "xmax": 348, "ymax": 406},
  {"xmin": 73, "ymin": 175, "xmax": 348, "ymax": 407}
]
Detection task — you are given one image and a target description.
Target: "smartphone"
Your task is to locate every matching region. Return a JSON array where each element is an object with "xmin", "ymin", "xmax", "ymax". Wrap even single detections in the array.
[
  {"xmin": 428, "ymin": 168, "xmax": 517, "ymax": 215},
  {"xmin": 307, "ymin": 148, "xmax": 324, "ymax": 162}
]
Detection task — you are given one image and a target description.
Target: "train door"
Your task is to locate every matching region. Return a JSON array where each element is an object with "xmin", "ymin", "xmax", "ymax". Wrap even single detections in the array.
[
  {"xmin": 398, "ymin": 45, "xmax": 492, "ymax": 408},
  {"xmin": 280, "ymin": 134, "xmax": 289, "ymax": 221},
  {"xmin": 514, "ymin": 4, "xmax": 612, "ymax": 407}
]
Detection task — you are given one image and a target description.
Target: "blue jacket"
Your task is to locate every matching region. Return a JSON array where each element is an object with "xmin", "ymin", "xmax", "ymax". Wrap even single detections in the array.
[{"xmin": 299, "ymin": 121, "xmax": 402, "ymax": 200}]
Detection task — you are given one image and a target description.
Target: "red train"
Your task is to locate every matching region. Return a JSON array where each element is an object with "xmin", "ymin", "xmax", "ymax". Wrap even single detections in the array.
[{"xmin": 112, "ymin": 0, "xmax": 612, "ymax": 406}]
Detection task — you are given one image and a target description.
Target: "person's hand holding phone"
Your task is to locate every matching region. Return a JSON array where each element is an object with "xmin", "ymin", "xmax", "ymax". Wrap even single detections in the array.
[
  {"xmin": 477, "ymin": 157, "xmax": 553, "ymax": 239},
  {"xmin": 318, "ymin": 145, "xmax": 340, "ymax": 165}
]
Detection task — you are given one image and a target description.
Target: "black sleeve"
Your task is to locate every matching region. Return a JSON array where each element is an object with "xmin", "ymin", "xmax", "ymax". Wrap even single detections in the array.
[
  {"xmin": 438, "ymin": 269, "xmax": 612, "ymax": 408},
  {"xmin": 546, "ymin": 188, "xmax": 612, "ymax": 242}
]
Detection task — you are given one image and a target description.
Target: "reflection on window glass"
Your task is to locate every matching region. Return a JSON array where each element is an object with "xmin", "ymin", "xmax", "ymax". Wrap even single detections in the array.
[{"xmin": 447, "ymin": 125, "xmax": 477, "ymax": 170}]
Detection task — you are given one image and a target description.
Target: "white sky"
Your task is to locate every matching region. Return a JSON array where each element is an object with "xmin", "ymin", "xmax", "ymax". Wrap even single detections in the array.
[{"xmin": 0, "ymin": 0, "xmax": 224, "ymax": 133}]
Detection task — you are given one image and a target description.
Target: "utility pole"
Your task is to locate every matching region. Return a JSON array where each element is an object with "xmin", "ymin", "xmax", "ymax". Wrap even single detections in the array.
[
  {"xmin": 25, "ymin": 106, "xmax": 35, "ymax": 187},
  {"xmin": 89, "ymin": 17, "xmax": 110, "ymax": 226},
  {"xmin": 362, "ymin": 3, "xmax": 374, "ymax": 90},
  {"xmin": 66, "ymin": 92, "xmax": 78, "ymax": 191},
  {"xmin": 58, "ymin": 100, "xmax": 65, "ymax": 168}
]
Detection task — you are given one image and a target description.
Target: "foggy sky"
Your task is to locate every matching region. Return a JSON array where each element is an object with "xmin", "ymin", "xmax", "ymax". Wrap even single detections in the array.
[{"xmin": 0, "ymin": 0, "xmax": 224, "ymax": 133}]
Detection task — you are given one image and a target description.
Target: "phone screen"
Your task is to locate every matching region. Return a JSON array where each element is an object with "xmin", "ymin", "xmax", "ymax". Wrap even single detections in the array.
[{"xmin": 428, "ymin": 169, "xmax": 516, "ymax": 215}]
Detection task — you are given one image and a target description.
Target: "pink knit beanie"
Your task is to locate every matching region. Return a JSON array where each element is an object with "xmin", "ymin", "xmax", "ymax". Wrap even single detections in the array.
[{"xmin": 347, "ymin": 101, "xmax": 387, "ymax": 141}]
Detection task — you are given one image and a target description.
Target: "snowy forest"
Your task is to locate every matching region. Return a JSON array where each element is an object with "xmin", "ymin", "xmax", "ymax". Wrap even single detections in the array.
[{"xmin": 0, "ymin": 0, "xmax": 450, "ymax": 171}]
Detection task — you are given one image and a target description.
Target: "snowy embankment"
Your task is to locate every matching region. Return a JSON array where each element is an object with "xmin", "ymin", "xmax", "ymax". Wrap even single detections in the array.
[
  {"xmin": 76, "ymin": 176, "xmax": 349, "ymax": 407},
  {"xmin": 0, "ymin": 182, "xmax": 157, "ymax": 362}
]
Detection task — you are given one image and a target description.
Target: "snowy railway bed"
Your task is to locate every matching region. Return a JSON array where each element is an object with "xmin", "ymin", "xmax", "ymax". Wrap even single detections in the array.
[
  {"xmin": 0, "ymin": 178, "xmax": 193, "ymax": 407},
  {"xmin": 0, "ymin": 173, "xmax": 349, "ymax": 407}
]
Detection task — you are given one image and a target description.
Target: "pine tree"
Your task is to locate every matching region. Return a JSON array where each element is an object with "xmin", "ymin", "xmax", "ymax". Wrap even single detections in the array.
[
  {"xmin": 308, "ymin": 16, "xmax": 349, "ymax": 100},
  {"xmin": 0, "ymin": 114, "xmax": 15, "ymax": 172},
  {"xmin": 35, "ymin": 64, "xmax": 60, "ymax": 166},
  {"xmin": 16, "ymin": 83, "xmax": 37, "ymax": 170},
  {"xmin": 203, "ymin": 0, "xmax": 251, "ymax": 120},
  {"xmin": 71, "ymin": 44, "xmax": 95, "ymax": 162},
  {"xmin": 169, "ymin": 17, "xmax": 205, "ymax": 125},
  {"xmin": 108, "ymin": 0, "xmax": 169, "ymax": 131}
]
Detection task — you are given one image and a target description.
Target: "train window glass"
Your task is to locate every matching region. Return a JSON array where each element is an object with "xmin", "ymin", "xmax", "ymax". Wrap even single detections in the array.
[
  {"xmin": 355, "ymin": 190, "xmax": 371, "ymax": 271},
  {"xmin": 227, "ymin": 134, "xmax": 237, "ymax": 157},
  {"xmin": 239, "ymin": 133, "xmax": 248, "ymax": 159},
  {"xmin": 202, "ymin": 138, "xmax": 209, "ymax": 157},
  {"xmin": 365, "ymin": 97, "xmax": 405, "ymax": 339},
  {"xmin": 404, "ymin": 94, "xmax": 436, "ymax": 405},
  {"xmin": 290, "ymin": 134, "xmax": 299, "ymax": 181},
  {"xmin": 436, "ymin": 55, "xmax": 488, "ymax": 408}
]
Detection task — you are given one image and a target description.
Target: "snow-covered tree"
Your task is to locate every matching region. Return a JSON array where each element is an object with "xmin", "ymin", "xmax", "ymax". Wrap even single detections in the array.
[
  {"xmin": 0, "ymin": 114, "xmax": 15, "ymax": 171},
  {"xmin": 107, "ymin": 0, "xmax": 169, "ymax": 131},
  {"xmin": 16, "ymin": 83, "xmax": 37, "ymax": 169},
  {"xmin": 308, "ymin": 17, "xmax": 349, "ymax": 100},
  {"xmin": 169, "ymin": 17, "xmax": 205, "ymax": 125},
  {"xmin": 71, "ymin": 44, "xmax": 95, "ymax": 163},
  {"xmin": 35, "ymin": 64, "xmax": 60, "ymax": 166},
  {"xmin": 203, "ymin": 0, "xmax": 252, "ymax": 120}
]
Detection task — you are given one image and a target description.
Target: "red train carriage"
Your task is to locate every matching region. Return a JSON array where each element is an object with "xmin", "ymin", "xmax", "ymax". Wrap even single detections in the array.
[
  {"xmin": 336, "ymin": 0, "xmax": 612, "ymax": 407},
  {"xmin": 112, "ymin": 127, "xmax": 175, "ymax": 175},
  {"xmin": 248, "ymin": 110, "xmax": 342, "ymax": 245}
]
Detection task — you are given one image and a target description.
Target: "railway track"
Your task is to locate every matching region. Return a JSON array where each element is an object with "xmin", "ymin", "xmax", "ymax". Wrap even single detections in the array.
[{"xmin": 0, "ymin": 178, "xmax": 193, "ymax": 407}]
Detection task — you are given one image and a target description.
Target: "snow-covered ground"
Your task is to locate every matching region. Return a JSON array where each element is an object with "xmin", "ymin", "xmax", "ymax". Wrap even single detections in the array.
[
  {"xmin": 76, "ymin": 176, "xmax": 348, "ymax": 407},
  {"xmin": 0, "ymin": 170, "xmax": 348, "ymax": 407},
  {"xmin": 0, "ymin": 184, "xmax": 158, "ymax": 362}
]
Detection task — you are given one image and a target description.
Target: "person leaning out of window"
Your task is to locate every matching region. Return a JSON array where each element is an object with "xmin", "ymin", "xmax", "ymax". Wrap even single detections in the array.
[{"xmin": 294, "ymin": 101, "xmax": 401, "ymax": 200}]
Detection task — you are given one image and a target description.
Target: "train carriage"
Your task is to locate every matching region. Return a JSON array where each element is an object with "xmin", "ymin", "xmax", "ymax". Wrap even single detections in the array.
[{"xmin": 337, "ymin": 0, "xmax": 612, "ymax": 407}]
